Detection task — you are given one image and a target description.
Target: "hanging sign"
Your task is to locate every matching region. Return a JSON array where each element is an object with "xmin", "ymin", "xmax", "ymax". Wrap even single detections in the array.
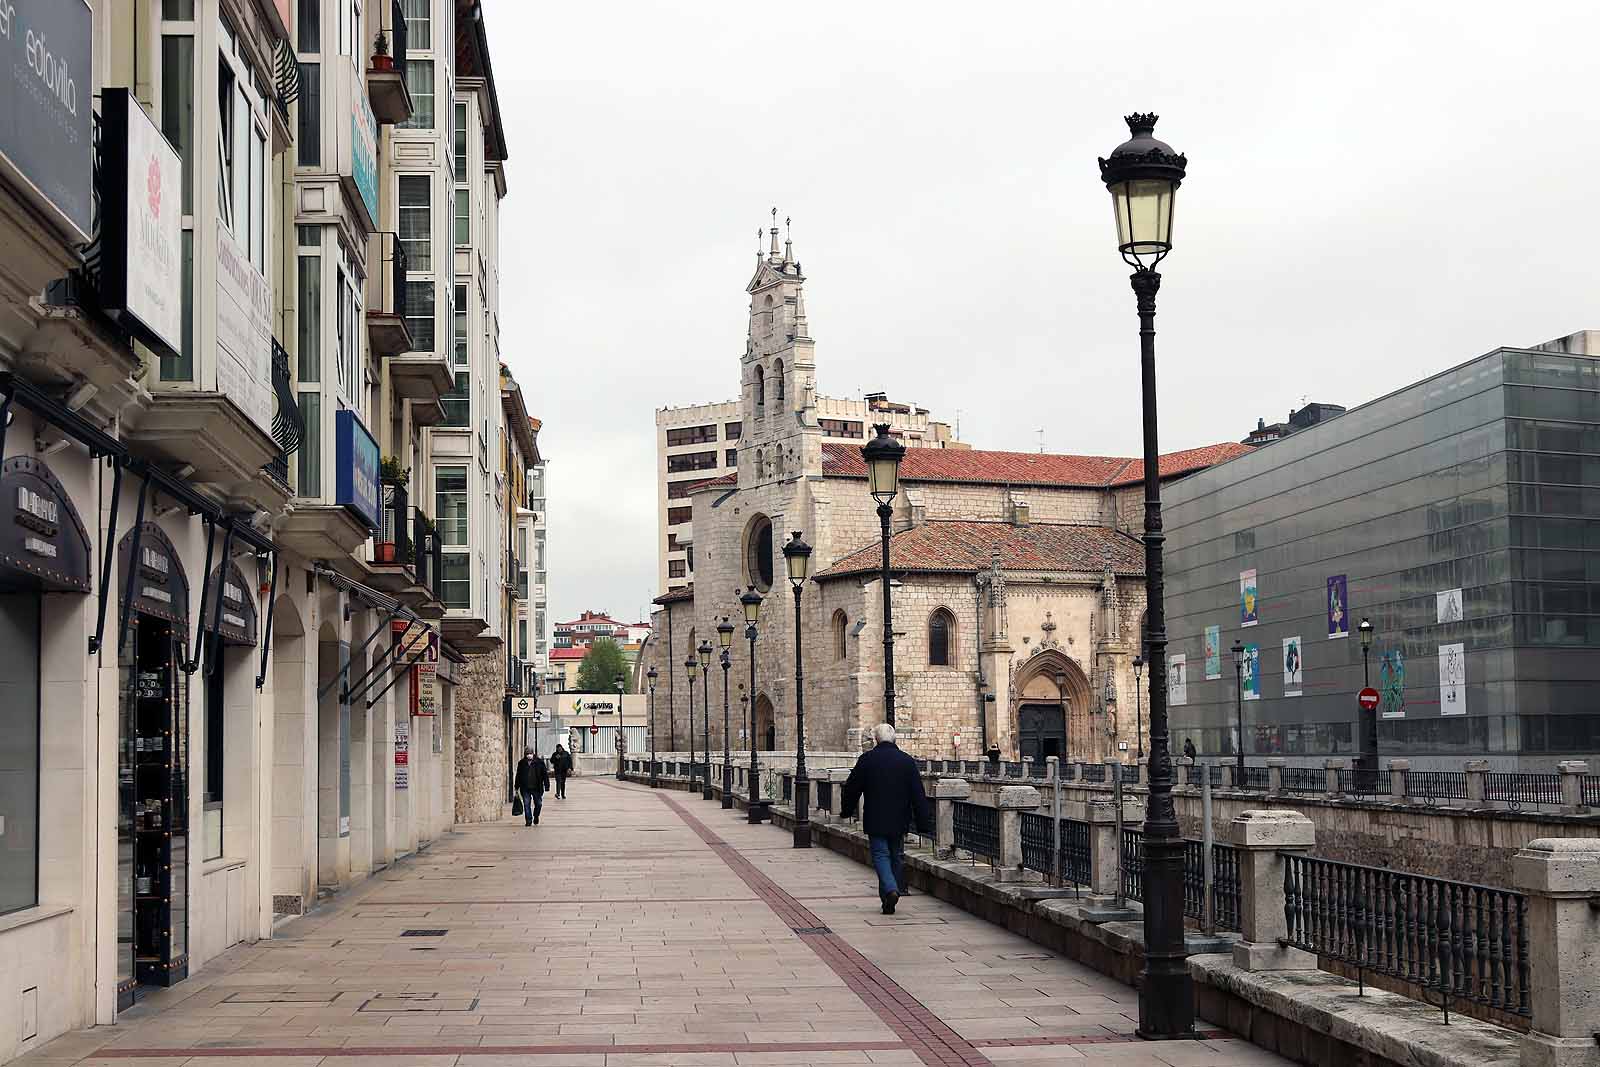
[
  {"xmin": 204, "ymin": 558, "xmax": 258, "ymax": 645},
  {"xmin": 118, "ymin": 522, "xmax": 189, "ymax": 625},
  {"xmin": 395, "ymin": 717, "xmax": 409, "ymax": 790},
  {"xmin": 0, "ymin": 456, "xmax": 90, "ymax": 592}
]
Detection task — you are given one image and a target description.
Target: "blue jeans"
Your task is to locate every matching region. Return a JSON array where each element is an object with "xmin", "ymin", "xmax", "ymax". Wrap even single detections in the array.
[
  {"xmin": 869, "ymin": 835, "xmax": 905, "ymax": 899},
  {"xmin": 521, "ymin": 789, "xmax": 542, "ymax": 825}
]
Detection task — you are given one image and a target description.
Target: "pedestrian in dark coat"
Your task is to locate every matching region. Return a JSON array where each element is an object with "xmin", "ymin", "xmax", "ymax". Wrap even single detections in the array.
[
  {"xmin": 840, "ymin": 723, "xmax": 933, "ymax": 914},
  {"xmin": 514, "ymin": 749, "xmax": 550, "ymax": 826},
  {"xmin": 551, "ymin": 744, "xmax": 573, "ymax": 798}
]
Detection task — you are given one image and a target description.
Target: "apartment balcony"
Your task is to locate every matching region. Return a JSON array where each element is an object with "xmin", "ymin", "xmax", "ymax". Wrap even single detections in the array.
[
  {"xmin": 366, "ymin": 0, "xmax": 413, "ymax": 125},
  {"xmin": 263, "ymin": 337, "xmax": 304, "ymax": 490},
  {"xmin": 365, "ymin": 232, "xmax": 413, "ymax": 357}
]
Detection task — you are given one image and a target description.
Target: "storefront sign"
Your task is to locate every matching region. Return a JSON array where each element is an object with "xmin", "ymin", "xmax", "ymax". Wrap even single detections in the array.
[
  {"xmin": 392, "ymin": 619, "xmax": 436, "ymax": 661},
  {"xmin": 0, "ymin": 1, "xmax": 93, "ymax": 242},
  {"xmin": 415, "ymin": 661, "xmax": 437, "ymax": 716},
  {"xmin": 506, "ymin": 696, "xmax": 546, "ymax": 720},
  {"xmin": 339, "ymin": 64, "xmax": 379, "ymax": 228},
  {"xmin": 335, "ymin": 409, "xmax": 380, "ymax": 529},
  {"xmin": 117, "ymin": 522, "xmax": 189, "ymax": 625},
  {"xmin": 204, "ymin": 559, "xmax": 258, "ymax": 645},
  {"xmin": 394, "ymin": 717, "xmax": 409, "ymax": 790},
  {"xmin": 216, "ymin": 225, "xmax": 273, "ymax": 435},
  {"xmin": 0, "ymin": 456, "xmax": 89, "ymax": 591},
  {"xmin": 570, "ymin": 696, "xmax": 619, "ymax": 716},
  {"xmin": 97, "ymin": 89, "xmax": 182, "ymax": 358}
]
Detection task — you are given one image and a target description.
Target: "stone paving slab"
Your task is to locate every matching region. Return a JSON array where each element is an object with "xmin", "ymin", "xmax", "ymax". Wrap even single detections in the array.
[{"xmin": 14, "ymin": 778, "xmax": 1291, "ymax": 1067}]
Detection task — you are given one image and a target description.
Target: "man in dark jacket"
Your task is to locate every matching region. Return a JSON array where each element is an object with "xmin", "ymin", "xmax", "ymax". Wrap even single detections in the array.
[
  {"xmin": 551, "ymin": 745, "xmax": 573, "ymax": 798},
  {"xmin": 514, "ymin": 749, "xmax": 549, "ymax": 826},
  {"xmin": 841, "ymin": 723, "xmax": 933, "ymax": 914}
]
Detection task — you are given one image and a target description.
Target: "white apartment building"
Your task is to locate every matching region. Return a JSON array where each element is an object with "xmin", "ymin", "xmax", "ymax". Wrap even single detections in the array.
[
  {"xmin": 656, "ymin": 390, "xmax": 963, "ymax": 590},
  {"xmin": 526, "ymin": 457, "xmax": 550, "ymax": 679}
]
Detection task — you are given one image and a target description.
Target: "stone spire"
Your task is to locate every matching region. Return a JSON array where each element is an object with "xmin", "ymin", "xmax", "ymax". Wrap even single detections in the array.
[
  {"xmin": 769, "ymin": 207, "xmax": 780, "ymax": 259},
  {"xmin": 783, "ymin": 216, "xmax": 793, "ymax": 266}
]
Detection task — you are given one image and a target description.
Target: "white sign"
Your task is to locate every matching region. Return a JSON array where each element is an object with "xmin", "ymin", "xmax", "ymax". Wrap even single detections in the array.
[
  {"xmin": 121, "ymin": 93, "xmax": 181, "ymax": 353},
  {"xmin": 1437, "ymin": 588, "xmax": 1464, "ymax": 624},
  {"xmin": 1168, "ymin": 653, "xmax": 1187, "ymax": 706},
  {"xmin": 215, "ymin": 226, "xmax": 272, "ymax": 435},
  {"xmin": 1439, "ymin": 643, "xmax": 1466, "ymax": 715},
  {"xmin": 509, "ymin": 696, "xmax": 548, "ymax": 721}
]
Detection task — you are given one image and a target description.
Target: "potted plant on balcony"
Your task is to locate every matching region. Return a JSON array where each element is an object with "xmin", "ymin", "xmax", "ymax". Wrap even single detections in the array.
[
  {"xmin": 370, "ymin": 30, "xmax": 393, "ymax": 72},
  {"xmin": 375, "ymin": 456, "xmax": 410, "ymax": 563}
]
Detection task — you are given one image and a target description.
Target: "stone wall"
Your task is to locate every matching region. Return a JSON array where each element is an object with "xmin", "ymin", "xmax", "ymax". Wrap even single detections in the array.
[{"xmin": 452, "ymin": 646, "xmax": 510, "ymax": 823}]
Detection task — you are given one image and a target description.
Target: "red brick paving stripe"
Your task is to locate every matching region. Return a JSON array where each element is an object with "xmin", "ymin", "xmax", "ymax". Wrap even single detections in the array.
[
  {"xmin": 92, "ymin": 1042, "xmax": 906, "ymax": 1057},
  {"xmin": 651, "ymin": 790, "xmax": 994, "ymax": 1067}
]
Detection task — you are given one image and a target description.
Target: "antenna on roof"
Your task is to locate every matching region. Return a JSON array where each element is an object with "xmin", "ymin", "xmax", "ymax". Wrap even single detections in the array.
[{"xmin": 1038, "ymin": 428, "xmax": 1046, "ymax": 453}]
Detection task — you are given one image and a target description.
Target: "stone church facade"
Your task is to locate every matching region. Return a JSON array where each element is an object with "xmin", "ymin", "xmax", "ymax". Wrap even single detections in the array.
[{"xmin": 644, "ymin": 222, "xmax": 1250, "ymax": 761}]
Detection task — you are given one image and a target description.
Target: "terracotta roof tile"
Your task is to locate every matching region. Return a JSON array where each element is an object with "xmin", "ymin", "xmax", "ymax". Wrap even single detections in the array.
[
  {"xmin": 820, "ymin": 440, "xmax": 1249, "ymax": 488},
  {"xmin": 815, "ymin": 521, "xmax": 1146, "ymax": 580},
  {"xmin": 652, "ymin": 585, "xmax": 694, "ymax": 605},
  {"xmin": 1110, "ymin": 442, "xmax": 1255, "ymax": 486},
  {"xmin": 688, "ymin": 473, "xmax": 737, "ymax": 492}
]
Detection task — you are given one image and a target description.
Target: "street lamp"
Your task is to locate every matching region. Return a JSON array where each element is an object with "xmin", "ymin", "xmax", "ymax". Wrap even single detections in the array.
[
  {"xmin": 1098, "ymin": 111, "xmax": 1190, "ymax": 1039},
  {"xmin": 647, "ymin": 666, "xmax": 659, "ymax": 788},
  {"xmin": 1132, "ymin": 655, "xmax": 1145, "ymax": 760},
  {"xmin": 718, "ymin": 617, "xmax": 735, "ymax": 808},
  {"xmin": 684, "ymin": 653, "xmax": 699, "ymax": 793},
  {"xmin": 783, "ymin": 531, "xmax": 814, "ymax": 848},
  {"xmin": 862, "ymin": 423, "xmax": 905, "ymax": 726},
  {"xmin": 1358, "ymin": 618, "xmax": 1376, "ymax": 774},
  {"xmin": 741, "ymin": 585, "xmax": 764, "ymax": 820},
  {"xmin": 1232, "ymin": 640, "xmax": 1246, "ymax": 781},
  {"xmin": 616, "ymin": 676, "xmax": 626, "ymax": 780},
  {"xmin": 698, "ymin": 640, "xmax": 714, "ymax": 800},
  {"xmin": 1053, "ymin": 670, "xmax": 1068, "ymax": 763}
]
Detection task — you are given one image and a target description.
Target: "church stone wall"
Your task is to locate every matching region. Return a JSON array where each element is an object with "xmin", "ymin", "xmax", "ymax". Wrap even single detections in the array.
[{"xmin": 453, "ymin": 647, "xmax": 509, "ymax": 823}]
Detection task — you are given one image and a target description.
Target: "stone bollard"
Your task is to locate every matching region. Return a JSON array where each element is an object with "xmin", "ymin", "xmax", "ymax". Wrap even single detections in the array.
[
  {"xmin": 1558, "ymin": 761, "xmax": 1589, "ymax": 815},
  {"xmin": 1388, "ymin": 758, "xmax": 1410, "ymax": 804},
  {"xmin": 1137, "ymin": 757, "xmax": 1148, "ymax": 786},
  {"xmin": 1324, "ymin": 757, "xmax": 1345, "ymax": 798},
  {"xmin": 996, "ymin": 786, "xmax": 1042, "ymax": 883},
  {"xmin": 1177, "ymin": 756, "xmax": 1191, "ymax": 789},
  {"xmin": 1266, "ymin": 756, "xmax": 1285, "ymax": 795},
  {"xmin": 1513, "ymin": 838, "xmax": 1600, "ymax": 1067},
  {"xmin": 1231, "ymin": 810, "xmax": 1318, "ymax": 972},
  {"xmin": 1220, "ymin": 763, "xmax": 1236, "ymax": 790},
  {"xmin": 1466, "ymin": 759, "xmax": 1489, "ymax": 805},
  {"xmin": 930, "ymin": 777, "xmax": 970, "ymax": 858},
  {"xmin": 1080, "ymin": 796, "xmax": 1143, "ymax": 921}
]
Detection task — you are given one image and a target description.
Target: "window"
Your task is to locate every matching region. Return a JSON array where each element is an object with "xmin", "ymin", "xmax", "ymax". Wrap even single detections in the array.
[
  {"xmin": 667, "ymin": 506, "xmax": 691, "ymax": 525},
  {"xmin": 832, "ymin": 610, "xmax": 848, "ymax": 660},
  {"xmin": 518, "ymin": 620, "xmax": 528, "ymax": 658},
  {"xmin": 454, "ymin": 101, "xmax": 469, "ymax": 245},
  {"xmin": 725, "ymin": 421, "xmax": 742, "ymax": 440},
  {"xmin": 436, "ymin": 466, "xmax": 469, "ymax": 607},
  {"xmin": 929, "ymin": 609, "xmax": 955, "ymax": 667},
  {"xmin": 667, "ymin": 451, "xmax": 718, "ymax": 473},
  {"xmin": 402, "ymin": 0, "xmax": 430, "ymax": 48},
  {"xmin": 666, "ymin": 424, "xmax": 715, "ymax": 447},
  {"xmin": 250, "ymin": 126, "xmax": 266, "ymax": 271},
  {"xmin": 667, "ymin": 533, "xmax": 680, "ymax": 551},
  {"xmin": 666, "ymin": 481, "xmax": 695, "ymax": 500},
  {"xmin": 819, "ymin": 418, "xmax": 864, "ymax": 438},
  {"xmin": 442, "ymin": 283, "xmax": 468, "ymax": 425},
  {"xmin": 297, "ymin": 391, "xmax": 321, "ymax": 495},
  {"xmin": 668, "ymin": 560, "xmax": 686, "ymax": 579},
  {"xmin": 726, "ymin": 449, "xmax": 738, "ymax": 467},
  {"xmin": 398, "ymin": 175, "xmax": 431, "ymax": 270},
  {"xmin": 217, "ymin": 54, "xmax": 237, "ymax": 231},
  {"xmin": 773, "ymin": 360, "xmax": 785, "ymax": 403},
  {"xmin": 754, "ymin": 365, "xmax": 765, "ymax": 409},
  {"xmin": 400, "ymin": 59, "xmax": 433, "ymax": 128},
  {"xmin": 0, "ymin": 593, "xmax": 39, "ymax": 915},
  {"xmin": 298, "ymin": 251, "xmax": 321, "ymax": 380},
  {"xmin": 454, "ymin": 102, "xmax": 467, "ymax": 181},
  {"xmin": 335, "ymin": 266, "xmax": 360, "ymax": 399},
  {"xmin": 296, "ymin": 62, "xmax": 320, "ymax": 165},
  {"xmin": 160, "ymin": 36, "xmax": 194, "ymax": 213},
  {"xmin": 745, "ymin": 514, "xmax": 773, "ymax": 592},
  {"xmin": 405, "ymin": 281, "xmax": 434, "ymax": 351},
  {"xmin": 297, "ymin": 0, "xmax": 320, "ymax": 51}
]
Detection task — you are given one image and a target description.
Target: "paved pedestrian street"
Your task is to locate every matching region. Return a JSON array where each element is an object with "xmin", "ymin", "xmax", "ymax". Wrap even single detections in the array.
[{"xmin": 20, "ymin": 780, "xmax": 1290, "ymax": 1067}]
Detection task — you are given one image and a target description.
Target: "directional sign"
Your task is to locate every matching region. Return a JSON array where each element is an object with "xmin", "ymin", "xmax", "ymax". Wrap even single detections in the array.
[{"xmin": 1358, "ymin": 687, "xmax": 1381, "ymax": 712}]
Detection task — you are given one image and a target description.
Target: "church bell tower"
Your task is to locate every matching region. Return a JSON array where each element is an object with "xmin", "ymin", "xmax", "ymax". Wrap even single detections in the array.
[{"xmin": 739, "ymin": 210, "xmax": 819, "ymax": 488}]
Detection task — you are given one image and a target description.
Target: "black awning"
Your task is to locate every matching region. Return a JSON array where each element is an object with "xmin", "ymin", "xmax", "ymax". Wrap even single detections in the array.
[
  {"xmin": 204, "ymin": 557, "xmax": 258, "ymax": 647},
  {"xmin": 0, "ymin": 456, "xmax": 92, "ymax": 593},
  {"xmin": 117, "ymin": 521, "xmax": 189, "ymax": 627}
]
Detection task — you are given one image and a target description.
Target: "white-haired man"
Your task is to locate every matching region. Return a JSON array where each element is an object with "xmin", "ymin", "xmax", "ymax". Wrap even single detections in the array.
[{"xmin": 840, "ymin": 723, "xmax": 932, "ymax": 914}]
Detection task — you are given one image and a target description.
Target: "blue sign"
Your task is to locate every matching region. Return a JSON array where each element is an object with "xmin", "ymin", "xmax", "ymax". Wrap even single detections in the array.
[
  {"xmin": 348, "ymin": 92, "xmax": 377, "ymax": 224},
  {"xmin": 0, "ymin": 1, "xmax": 94, "ymax": 241},
  {"xmin": 335, "ymin": 409, "xmax": 379, "ymax": 529}
]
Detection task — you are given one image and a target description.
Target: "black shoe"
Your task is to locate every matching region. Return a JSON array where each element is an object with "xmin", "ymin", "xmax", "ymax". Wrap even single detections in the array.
[
  {"xmin": 534, "ymin": 815, "xmax": 540, "ymax": 825},
  {"xmin": 881, "ymin": 891, "xmax": 899, "ymax": 915}
]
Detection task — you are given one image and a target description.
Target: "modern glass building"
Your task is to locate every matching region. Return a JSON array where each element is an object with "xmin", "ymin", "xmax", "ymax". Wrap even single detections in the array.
[{"xmin": 1162, "ymin": 333, "xmax": 1600, "ymax": 770}]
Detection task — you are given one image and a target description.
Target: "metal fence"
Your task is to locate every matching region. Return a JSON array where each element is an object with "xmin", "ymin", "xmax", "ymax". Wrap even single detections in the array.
[
  {"xmin": 1120, "ymin": 827, "xmax": 1144, "ymax": 903},
  {"xmin": 1239, "ymin": 765, "xmax": 1272, "ymax": 791},
  {"xmin": 815, "ymin": 779, "xmax": 833, "ymax": 813},
  {"xmin": 1018, "ymin": 813, "xmax": 1093, "ymax": 891},
  {"xmin": 1281, "ymin": 853, "xmax": 1531, "ymax": 1024},
  {"xmin": 1485, "ymin": 772, "xmax": 1560, "ymax": 809},
  {"xmin": 1336, "ymin": 767, "xmax": 1386, "ymax": 800},
  {"xmin": 952, "ymin": 801, "xmax": 1000, "ymax": 865},
  {"xmin": 1280, "ymin": 766, "xmax": 1325, "ymax": 794},
  {"xmin": 1081, "ymin": 763, "xmax": 1107, "ymax": 783},
  {"xmin": 1019, "ymin": 810, "xmax": 1053, "ymax": 878},
  {"xmin": 1406, "ymin": 770, "xmax": 1469, "ymax": 804}
]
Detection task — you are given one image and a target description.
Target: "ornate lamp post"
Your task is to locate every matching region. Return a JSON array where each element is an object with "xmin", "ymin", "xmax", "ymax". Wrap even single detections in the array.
[
  {"xmin": 1232, "ymin": 640, "xmax": 1246, "ymax": 781},
  {"xmin": 1132, "ymin": 655, "xmax": 1145, "ymax": 760},
  {"xmin": 718, "ymin": 617, "xmax": 735, "ymax": 808},
  {"xmin": 684, "ymin": 653, "xmax": 699, "ymax": 793},
  {"xmin": 862, "ymin": 424, "xmax": 906, "ymax": 725},
  {"xmin": 1098, "ymin": 111, "xmax": 1190, "ymax": 1038},
  {"xmin": 646, "ymin": 666, "xmax": 659, "ymax": 788},
  {"xmin": 783, "ymin": 532, "xmax": 814, "ymax": 847},
  {"xmin": 741, "ymin": 585, "xmax": 764, "ymax": 820},
  {"xmin": 1358, "ymin": 618, "xmax": 1376, "ymax": 774},
  {"xmin": 616, "ymin": 677, "xmax": 626, "ymax": 780},
  {"xmin": 697, "ymin": 640, "xmax": 713, "ymax": 800}
]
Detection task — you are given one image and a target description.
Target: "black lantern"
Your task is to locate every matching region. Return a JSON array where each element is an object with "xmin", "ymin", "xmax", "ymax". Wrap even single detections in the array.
[
  {"xmin": 646, "ymin": 666, "xmax": 659, "ymax": 788},
  {"xmin": 862, "ymin": 423, "xmax": 906, "ymax": 504},
  {"xmin": 718, "ymin": 617, "xmax": 734, "ymax": 807},
  {"xmin": 741, "ymin": 585, "xmax": 763, "ymax": 624},
  {"xmin": 1358, "ymin": 618, "xmax": 1374, "ymax": 653},
  {"xmin": 685, "ymin": 653, "xmax": 699, "ymax": 791},
  {"xmin": 1098, "ymin": 113, "xmax": 1186, "ymax": 270},
  {"xmin": 697, "ymin": 640, "xmax": 713, "ymax": 670},
  {"xmin": 717, "ymin": 615, "xmax": 735, "ymax": 649},
  {"xmin": 783, "ymin": 531, "xmax": 812, "ymax": 586},
  {"xmin": 783, "ymin": 531, "xmax": 814, "ymax": 847}
]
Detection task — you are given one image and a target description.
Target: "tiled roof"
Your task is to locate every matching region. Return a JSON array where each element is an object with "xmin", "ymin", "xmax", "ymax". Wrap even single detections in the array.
[
  {"xmin": 688, "ymin": 473, "xmax": 737, "ymax": 492},
  {"xmin": 815, "ymin": 521, "xmax": 1146, "ymax": 581},
  {"xmin": 819, "ymin": 441, "xmax": 1250, "ymax": 488},
  {"xmin": 653, "ymin": 585, "xmax": 694, "ymax": 605},
  {"xmin": 549, "ymin": 647, "xmax": 588, "ymax": 660}
]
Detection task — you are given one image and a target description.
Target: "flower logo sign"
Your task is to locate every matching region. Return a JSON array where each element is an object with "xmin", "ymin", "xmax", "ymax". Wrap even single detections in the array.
[{"xmin": 147, "ymin": 155, "xmax": 163, "ymax": 217}]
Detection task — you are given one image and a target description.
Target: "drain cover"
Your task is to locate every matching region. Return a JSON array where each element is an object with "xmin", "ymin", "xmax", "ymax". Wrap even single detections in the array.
[
  {"xmin": 400, "ymin": 929, "xmax": 447, "ymax": 937},
  {"xmin": 792, "ymin": 926, "xmax": 832, "ymax": 936}
]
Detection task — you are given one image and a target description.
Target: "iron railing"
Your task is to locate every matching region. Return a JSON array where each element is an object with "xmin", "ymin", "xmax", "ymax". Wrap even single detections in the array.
[
  {"xmin": 378, "ymin": 483, "xmax": 413, "ymax": 565},
  {"xmin": 1061, "ymin": 817, "xmax": 1091, "ymax": 888},
  {"xmin": 1120, "ymin": 827, "xmax": 1145, "ymax": 903},
  {"xmin": 1585, "ymin": 775, "xmax": 1600, "ymax": 808},
  {"xmin": 1212, "ymin": 842, "xmax": 1242, "ymax": 931},
  {"xmin": 1336, "ymin": 767, "xmax": 1386, "ymax": 800},
  {"xmin": 1019, "ymin": 811, "xmax": 1052, "ymax": 877},
  {"xmin": 390, "ymin": 0, "xmax": 409, "ymax": 68},
  {"xmin": 412, "ymin": 509, "xmax": 441, "ymax": 599},
  {"xmin": 1005, "ymin": 761, "xmax": 1025, "ymax": 778},
  {"xmin": 951, "ymin": 801, "xmax": 999, "ymax": 865},
  {"xmin": 265, "ymin": 337, "xmax": 303, "ymax": 486},
  {"xmin": 1406, "ymin": 770, "xmax": 1469, "ymax": 804},
  {"xmin": 815, "ymin": 779, "xmax": 833, "ymax": 813},
  {"xmin": 1239, "ymin": 765, "xmax": 1272, "ymax": 791},
  {"xmin": 1081, "ymin": 763, "xmax": 1106, "ymax": 783},
  {"xmin": 1485, "ymin": 772, "xmax": 1560, "ymax": 809},
  {"xmin": 1280, "ymin": 853, "xmax": 1531, "ymax": 1024},
  {"xmin": 1280, "ymin": 766, "xmax": 1326, "ymax": 794}
]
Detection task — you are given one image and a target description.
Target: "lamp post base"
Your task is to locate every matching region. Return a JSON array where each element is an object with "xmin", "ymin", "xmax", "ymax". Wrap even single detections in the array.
[
  {"xmin": 722, "ymin": 778, "xmax": 733, "ymax": 809},
  {"xmin": 793, "ymin": 778, "xmax": 811, "ymax": 848}
]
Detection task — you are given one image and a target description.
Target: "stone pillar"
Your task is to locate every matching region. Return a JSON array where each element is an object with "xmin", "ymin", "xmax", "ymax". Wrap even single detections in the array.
[
  {"xmin": 1514, "ymin": 839, "xmax": 1600, "ymax": 1067},
  {"xmin": 1388, "ymin": 758, "xmax": 1409, "ymax": 804},
  {"xmin": 1324, "ymin": 757, "xmax": 1345, "ymax": 798},
  {"xmin": 931, "ymin": 778, "xmax": 970, "ymax": 857},
  {"xmin": 1266, "ymin": 756, "xmax": 1285, "ymax": 795},
  {"xmin": 1176, "ymin": 756, "xmax": 1190, "ymax": 789},
  {"xmin": 1466, "ymin": 759, "xmax": 1489, "ymax": 805},
  {"xmin": 995, "ymin": 785, "xmax": 1042, "ymax": 882},
  {"xmin": 1220, "ymin": 763, "xmax": 1235, "ymax": 790},
  {"xmin": 1231, "ymin": 810, "xmax": 1318, "ymax": 972},
  {"xmin": 1558, "ymin": 761, "xmax": 1589, "ymax": 815}
]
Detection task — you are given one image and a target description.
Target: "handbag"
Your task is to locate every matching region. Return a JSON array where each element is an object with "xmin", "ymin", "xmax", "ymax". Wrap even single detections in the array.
[{"xmin": 511, "ymin": 793, "xmax": 523, "ymax": 817}]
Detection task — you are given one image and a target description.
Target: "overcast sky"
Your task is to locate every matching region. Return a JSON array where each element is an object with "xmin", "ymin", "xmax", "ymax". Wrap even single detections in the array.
[{"xmin": 485, "ymin": 0, "xmax": 1599, "ymax": 628}]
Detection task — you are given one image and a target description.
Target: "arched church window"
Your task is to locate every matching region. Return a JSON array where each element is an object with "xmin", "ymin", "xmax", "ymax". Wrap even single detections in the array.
[
  {"xmin": 754, "ymin": 365, "xmax": 765, "ymax": 410},
  {"xmin": 745, "ymin": 514, "xmax": 773, "ymax": 592},
  {"xmin": 832, "ymin": 610, "xmax": 848, "ymax": 660},
  {"xmin": 773, "ymin": 360, "xmax": 785, "ymax": 404},
  {"xmin": 929, "ymin": 608, "xmax": 955, "ymax": 667}
]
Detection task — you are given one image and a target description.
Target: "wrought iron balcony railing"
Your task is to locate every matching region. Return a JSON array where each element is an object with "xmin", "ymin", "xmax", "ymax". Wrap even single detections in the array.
[{"xmin": 265, "ymin": 337, "xmax": 303, "ymax": 486}]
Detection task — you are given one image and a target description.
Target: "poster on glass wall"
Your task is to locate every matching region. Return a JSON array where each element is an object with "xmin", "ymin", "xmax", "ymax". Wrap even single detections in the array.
[
  {"xmin": 1242, "ymin": 644, "xmax": 1261, "ymax": 700},
  {"xmin": 1282, "ymin": 636, "xmax": 1303, "ymax": 696},
  {"xmin": 1240, "ymin": 569, "xmax": 1259, "ymax": 627},
  {"xmin": 1436, "ymin": 588, "xmax": 1464, "ymax": 624},
  {"xmin": 1169, "ymin": 654, "xmax": 1188, "ymax": 706},
  {"xmin": 1204, "ymin": 625, "xmax": 1222, "ymax": 679},
  {"xmin": 1380, "ymin": 649, "xmax": 1406, "ymax": 718},
  {"xmin": 1439, "ymin": 643, "xmax": 1466, "ymax": 715},
  {"xmin": 1327, "ymin": 574, "xmax": 1349, "ymax": 639}
]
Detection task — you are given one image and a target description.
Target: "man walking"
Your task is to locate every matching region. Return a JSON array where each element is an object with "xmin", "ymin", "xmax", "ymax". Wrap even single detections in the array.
[
  {"xmin": 514, "ymin": 748, "xmax": 549, "ymax": 826},
  {"xmin": 551, "ymin": 744, "xmax": 573, "ymax": 799},
  {"xmin": 841, "ymin": 723, "xmax": 932, "ymax": 914}
]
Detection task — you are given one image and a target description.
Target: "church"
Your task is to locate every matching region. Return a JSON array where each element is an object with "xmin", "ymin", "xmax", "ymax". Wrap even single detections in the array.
[{"xmin": 643, "ymin": 220, "xmax": 1250, "ymax": 762}]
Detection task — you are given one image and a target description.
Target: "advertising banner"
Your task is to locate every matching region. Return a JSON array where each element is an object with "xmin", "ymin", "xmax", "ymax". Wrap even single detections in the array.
[
  {"xmin": 1242, "ymin": 644, "xmax": 1260, "ymax": 700},
  {"xmin": 335, "ymin": 409, "xmax": 380, "ymax": 529},
  {"xmin": 1282, "ymin": 636, "xmax": 1302, "ymax": 697},
  {"xmin": 1240, "ymin": 569, "xmax": 1258, "ymax": 627},
  {"xmin": 394, "ymin": 717, "xmax": 409, "ymax": 790},
  {"xmin": 0, "ymin": 1, "xmax": 93, "ymax": 241},
  {"xmin": 216, "ymin": 226, "xmax": 273, "ymax": 434},
  {"xmin": 1204, "ymin": 624, "xmax": 1221, "ymax": 679},
  {"xmin": 1168, "ymin": 653, "xmax": 1187, "ymax": 706},
  {"xmin": 1439, "ymin": 643, "xmax": 1466, "ymax": 715},
  {"xmin": 1327, "ymin": 574, "xmax": 1349, "ymax": 639},
  {"xmin": 1380, "ymin": 650, "xmax": 1406, "ymax": 719},
  {"xmin": 1437, "ymin": 588, "xmax": 1464, "ymax": 624}
]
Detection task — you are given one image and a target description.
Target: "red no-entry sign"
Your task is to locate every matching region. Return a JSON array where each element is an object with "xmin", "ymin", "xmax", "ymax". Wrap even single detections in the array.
[
  {"xmin": 589, "ymin": 724, "xmax": 600, "ymax": 735},
  {"xmin": 1358, "ymin": 687, "xmax": 1380, "ymax": 712}
]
